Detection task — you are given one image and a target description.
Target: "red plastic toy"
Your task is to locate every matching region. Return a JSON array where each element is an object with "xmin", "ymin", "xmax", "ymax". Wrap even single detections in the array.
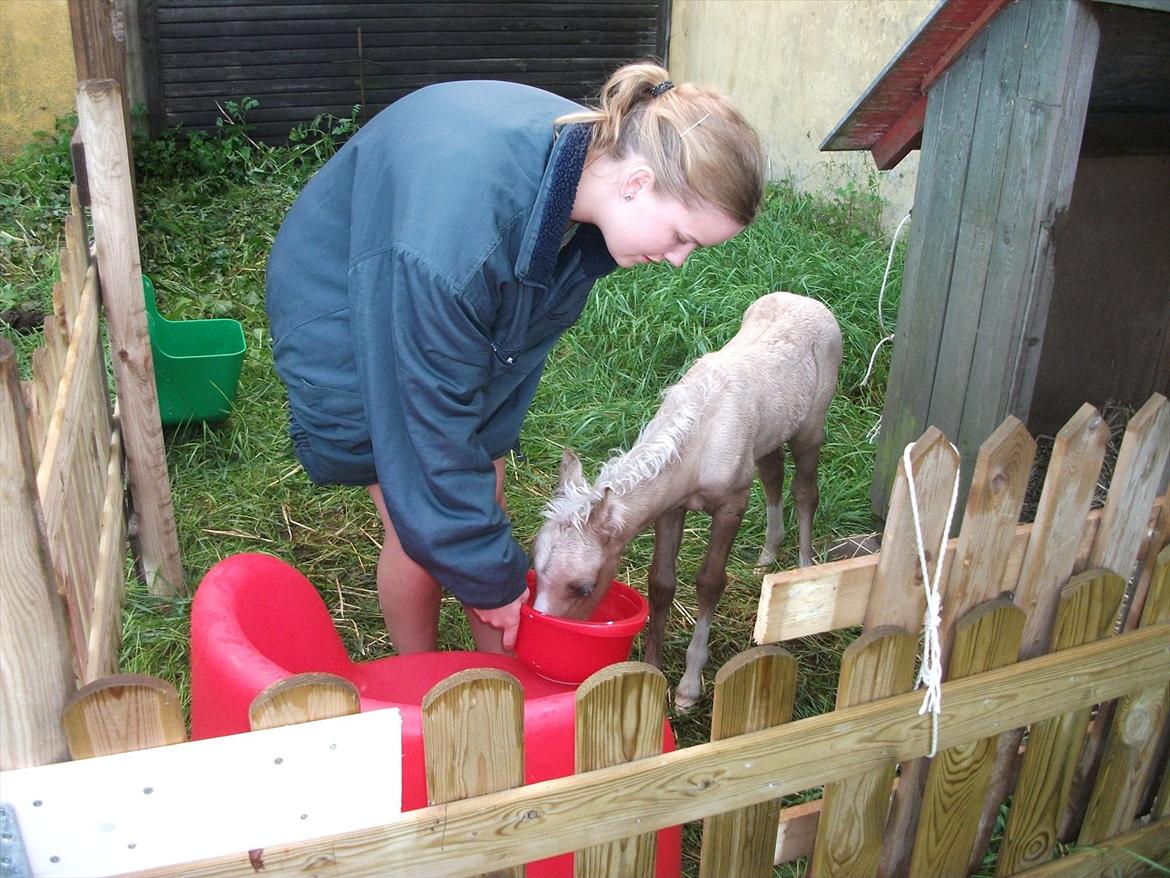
[{"xmin": 190, "ymin": 553, "xmax": 681, "ymax": 877}]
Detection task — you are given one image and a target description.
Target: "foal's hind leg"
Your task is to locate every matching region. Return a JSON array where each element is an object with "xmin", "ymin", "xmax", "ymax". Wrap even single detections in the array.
[
  {"xmin": 675, "ymin": 491, "xmax": 749, "ymax": 711},
  {"xmin": 755, "ymin": 447, "xmax": 786, "ymax": 567},
  {"xmin": 790, "ymin": 429, "xmax": 825, "ymax": 568},
  {"xmin": 645, "ymin": 507, "xmax": 685, "ymax": 670}
]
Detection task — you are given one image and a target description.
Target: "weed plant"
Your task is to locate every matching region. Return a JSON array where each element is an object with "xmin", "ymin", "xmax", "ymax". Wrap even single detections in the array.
[{"xmin": 2, "ymin": 106, "xmax": 913, "ymax": 877}]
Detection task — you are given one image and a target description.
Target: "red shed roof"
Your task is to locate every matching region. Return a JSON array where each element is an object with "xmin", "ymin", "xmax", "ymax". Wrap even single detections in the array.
[{"xmin": 820, "ymin": 0, "xmax": 1011, "ymax": 169}]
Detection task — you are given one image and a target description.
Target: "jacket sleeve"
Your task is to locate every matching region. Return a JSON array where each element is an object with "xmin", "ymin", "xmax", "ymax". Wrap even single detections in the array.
[{"xmin": 348, "ymin": 248, "xmax": 529, "ymax": 609}]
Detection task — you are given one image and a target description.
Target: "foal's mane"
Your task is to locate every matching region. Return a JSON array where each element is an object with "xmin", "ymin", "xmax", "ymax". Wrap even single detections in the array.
[{"xmin": 543, "ymin": 368, "xmax": 726, "ymax": 531}]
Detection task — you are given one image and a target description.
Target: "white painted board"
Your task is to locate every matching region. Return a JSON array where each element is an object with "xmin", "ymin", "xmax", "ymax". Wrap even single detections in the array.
[{"xmin": 0, "ymin": 707, "xmax": 402, "ymax": 877}]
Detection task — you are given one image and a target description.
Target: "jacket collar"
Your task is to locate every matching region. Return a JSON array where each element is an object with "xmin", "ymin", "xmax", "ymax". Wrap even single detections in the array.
[{"xmin": 515, "ymin": 123, "xmax": 616, "ymax": 287}]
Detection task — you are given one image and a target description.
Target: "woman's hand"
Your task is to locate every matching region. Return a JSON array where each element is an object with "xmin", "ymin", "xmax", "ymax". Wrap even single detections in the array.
[{"xmin": 471, "ymin": 587, "xmax": 529, "ymax": 652}]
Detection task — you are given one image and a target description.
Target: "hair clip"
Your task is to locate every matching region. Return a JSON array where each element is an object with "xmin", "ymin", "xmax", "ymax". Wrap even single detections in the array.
[
  {"xmin": 650, "ymin": 80, "xmax": 674, "ymax": 98},
  {"xmin": 680, "ymin": 112, "xmax": 711, "ymax": 138}
]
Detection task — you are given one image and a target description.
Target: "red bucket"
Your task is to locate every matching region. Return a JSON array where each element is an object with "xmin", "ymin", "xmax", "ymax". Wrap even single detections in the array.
[{"xmin": 514, "ymin": 571, "xmax": 649, "ymax": 684}]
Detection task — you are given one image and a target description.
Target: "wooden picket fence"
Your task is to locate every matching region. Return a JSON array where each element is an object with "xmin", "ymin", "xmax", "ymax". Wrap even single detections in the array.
[
  {"xmin": 0, "ymin": 186, "xmax": 128, "ymax": 771},
  {"xmin": 1, "ymin": 79, "xmax": 184, "ymax": 772},
  {"xmin": 758, "ymin": 393, "xmax": 1170, "ymax": 877},
  {"xmin": 2, "ymin": 187, "xmax": 125, "ymax": 686},
  {"xmin": 46, "ymin": 395, "xmax": 1169, "ymax": 878}
]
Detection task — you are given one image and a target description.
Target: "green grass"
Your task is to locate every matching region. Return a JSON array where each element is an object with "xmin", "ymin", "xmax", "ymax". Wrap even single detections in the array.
[{"xmin": 2, "ymin": 109, "xmax": 907, "ymax": 877}]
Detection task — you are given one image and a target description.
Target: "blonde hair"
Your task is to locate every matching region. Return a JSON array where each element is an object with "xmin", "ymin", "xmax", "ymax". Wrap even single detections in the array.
[{"xmin": 557, "ymin": 62, "xmax": 765, "ymax": 226}]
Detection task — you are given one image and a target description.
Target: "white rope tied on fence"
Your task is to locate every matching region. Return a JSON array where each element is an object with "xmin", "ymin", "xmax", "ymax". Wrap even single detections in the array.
[{"xmin": 902, "ymin": 440, "xmax": 960, "ymax": 758}]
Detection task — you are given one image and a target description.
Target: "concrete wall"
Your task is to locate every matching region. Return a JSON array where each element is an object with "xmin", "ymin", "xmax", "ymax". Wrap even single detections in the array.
[
  {"xmin": 0, "ymin": 0, "xmax": 76, "ymax": 159},
  {"xmin": 669, "ymin": 0, "xmax": 936, "ymax": 231}
]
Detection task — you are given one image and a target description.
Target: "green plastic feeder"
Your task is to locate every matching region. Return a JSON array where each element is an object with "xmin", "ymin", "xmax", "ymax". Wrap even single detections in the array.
[{"xmin": 143, "ymin": 276, "xmax": 246, "ymax": 426}]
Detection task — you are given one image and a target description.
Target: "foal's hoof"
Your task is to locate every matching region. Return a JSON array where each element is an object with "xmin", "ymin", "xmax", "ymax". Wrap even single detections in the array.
[
  {"xmin": 754, "ymin": 549, "xmax": 777, "ymax": 568},
  {"xmin": 673, "ymin": 687, "xmax": 701, "ymax": 712}
]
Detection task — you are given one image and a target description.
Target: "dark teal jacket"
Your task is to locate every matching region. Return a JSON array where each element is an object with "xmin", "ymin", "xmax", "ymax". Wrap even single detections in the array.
[{"xmin": 266, "ymin": 81, "xmax": 616, "ymax": 609}]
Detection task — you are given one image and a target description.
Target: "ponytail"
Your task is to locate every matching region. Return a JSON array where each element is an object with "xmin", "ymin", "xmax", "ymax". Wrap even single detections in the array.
[{"xmin": 557, "ymin": 62, "xmax": 765, "ymax": 226}]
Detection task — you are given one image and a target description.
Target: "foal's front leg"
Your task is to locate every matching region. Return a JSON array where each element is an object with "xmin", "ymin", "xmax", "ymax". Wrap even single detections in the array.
[
  {"xmin": 675, "ymin": 492, "xmax": 748, "ymax": 711},
  {"xmin": 645, "ymin": 507, "xmax": 685, "ymax": 670}
]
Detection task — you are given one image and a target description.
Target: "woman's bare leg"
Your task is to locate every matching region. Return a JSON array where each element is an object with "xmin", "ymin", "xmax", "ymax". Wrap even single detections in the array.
[
  {"xmin": 369, "ymin": 457, "xmax": 509, "ymax": 654},
  {"xmin": 367, "ymin": 484, "xmax": 441, "ymax": 653}
]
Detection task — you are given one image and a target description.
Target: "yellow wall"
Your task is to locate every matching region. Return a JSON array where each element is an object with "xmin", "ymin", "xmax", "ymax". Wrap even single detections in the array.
[
  {"xmin": 0, "ymin": 0, "xmax": 76, "ymax": 159},
  {"xmin": 670, "ymin": 0, "xmax": 936, "ymax": 229}
]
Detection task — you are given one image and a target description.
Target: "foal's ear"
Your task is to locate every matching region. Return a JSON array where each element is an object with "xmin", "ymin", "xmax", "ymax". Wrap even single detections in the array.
[
  {"xmin": 558, "ymin": 448, "xmax": 586, "ymax": 491},
  {"xmin": 588, "ymin": 487, "xmax": 623, "ymax": 537}
]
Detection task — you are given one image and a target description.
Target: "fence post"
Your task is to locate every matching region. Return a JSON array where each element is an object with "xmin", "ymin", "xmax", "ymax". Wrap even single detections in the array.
[
  {"xmin": 699, "ymin": 645, "xmax": 796, "ymax": 878},
  {"xmin": 249, "ymin": 672, "xmax": 361, "ymax": 732},
  {"xmin": 1088, "ymin": 394, "xmax": 1170, "ymax": 589},
  {"xmin": 575, "ymin": 662, "xmax": 667, "ymax": 878},
  {"xmin": 0, "ymin": 340, "xmax": 75, "ymax": 769},
  {"xmin": 808, "ymin": 627, "xmax": 917, "ymax": 878},
  {"xmin": 422, "ymin": 669, "xmax": 525, "ymax": 878},
  {"xmin": 85, "ymin": 420, "xmax": 127, "ymax": 681},
  {"xmin": 63, "ymin": 673, "xmax": 187, "ymax": 758},
  {"xmin": 1078, "ymin": 543, "xmax": 1170, "ymax": 844},
  {"xmin": 881, "ymin": 417, "xmax": 1035, "ymax": 875},
  {"xmin": 995, "ymin": 568, "xmax": 1127, "ymax": 875},
  {"xmin": 909, "ymin": 598, "xmax": 1025, "ymax": 877},
  {"xmin": 76, "ymin": 78, "xmax": 184, "ymax": 595},
  {"xmin": 864, "ymin": 426, "xmax": 961, "ymax": 633},
  {"xmin": 67, "ymin": 0, "xmax": 137, "ymax": 197},
  {"xmin": 860, "ymin": 426, "xmax": 957, "ymax": 878}
]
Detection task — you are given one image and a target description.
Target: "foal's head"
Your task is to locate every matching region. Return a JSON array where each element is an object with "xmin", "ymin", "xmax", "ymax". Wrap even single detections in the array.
[{"xmin": 531, "ymin": 449, "xmax": 627, "ymax": 619}]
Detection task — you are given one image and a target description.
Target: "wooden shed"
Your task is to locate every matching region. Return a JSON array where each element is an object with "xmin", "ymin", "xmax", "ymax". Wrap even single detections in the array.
[
  {"xmin": 134, "ymin": 0, "xmax": 670, "ymax": 142},
  {"xmin": 821, "ymin": 0, "xmax": 1170, "ymax": 516}
]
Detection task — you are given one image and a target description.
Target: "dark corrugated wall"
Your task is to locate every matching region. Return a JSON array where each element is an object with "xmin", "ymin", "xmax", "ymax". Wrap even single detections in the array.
[{"xmin": 142, "ymin": 0, "xmax": 670, "ymax": 142}]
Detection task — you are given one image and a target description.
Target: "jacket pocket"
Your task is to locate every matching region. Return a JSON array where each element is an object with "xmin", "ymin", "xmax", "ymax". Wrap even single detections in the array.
[{"xmin": 293, "ymin": 376, "xmax": 367, "ymax": 433}]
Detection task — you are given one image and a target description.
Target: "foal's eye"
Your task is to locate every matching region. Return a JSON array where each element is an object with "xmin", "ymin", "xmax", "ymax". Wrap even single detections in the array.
[{"xmin": 572, "ymin": 583, "xmax": 594, "ymax": 599}]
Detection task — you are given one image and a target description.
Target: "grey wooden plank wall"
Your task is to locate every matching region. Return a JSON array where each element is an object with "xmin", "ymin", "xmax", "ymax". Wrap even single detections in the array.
[
  {"xmin": 143, "ymin": 0, "xmax": 668, "ymax": 142},
  {"xmin": 871, "ymin": 0, "xmax": 1101, "ymax": 519}
]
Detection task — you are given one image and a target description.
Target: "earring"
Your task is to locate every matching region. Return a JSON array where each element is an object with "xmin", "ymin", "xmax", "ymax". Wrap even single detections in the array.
[{"xmin": 624, "ymin": 193, "xmax": 633, "ymax": 201}]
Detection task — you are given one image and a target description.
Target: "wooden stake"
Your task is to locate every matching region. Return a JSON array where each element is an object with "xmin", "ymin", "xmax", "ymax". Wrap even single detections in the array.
[
  {"xmin": 575, "ymin": 662, "xmax": 667, "ymax": 878},
  {"xmin": 76, "ymin": 78, "xmax": 183, "ymax": 595},
  {"xmin": 700, "ymin": 645, "xmax": 796, "ymax": 878},
  {"xmin": 63, "ymin": 674, "xmax": 187, "ymax": 758},
  {"xmin": 423, "ymin": 668, "xmax": 525, "ymax": 878},
  {"xmin": 249, "ymin": 673, "xmax": 361, "ymax": 732}
]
